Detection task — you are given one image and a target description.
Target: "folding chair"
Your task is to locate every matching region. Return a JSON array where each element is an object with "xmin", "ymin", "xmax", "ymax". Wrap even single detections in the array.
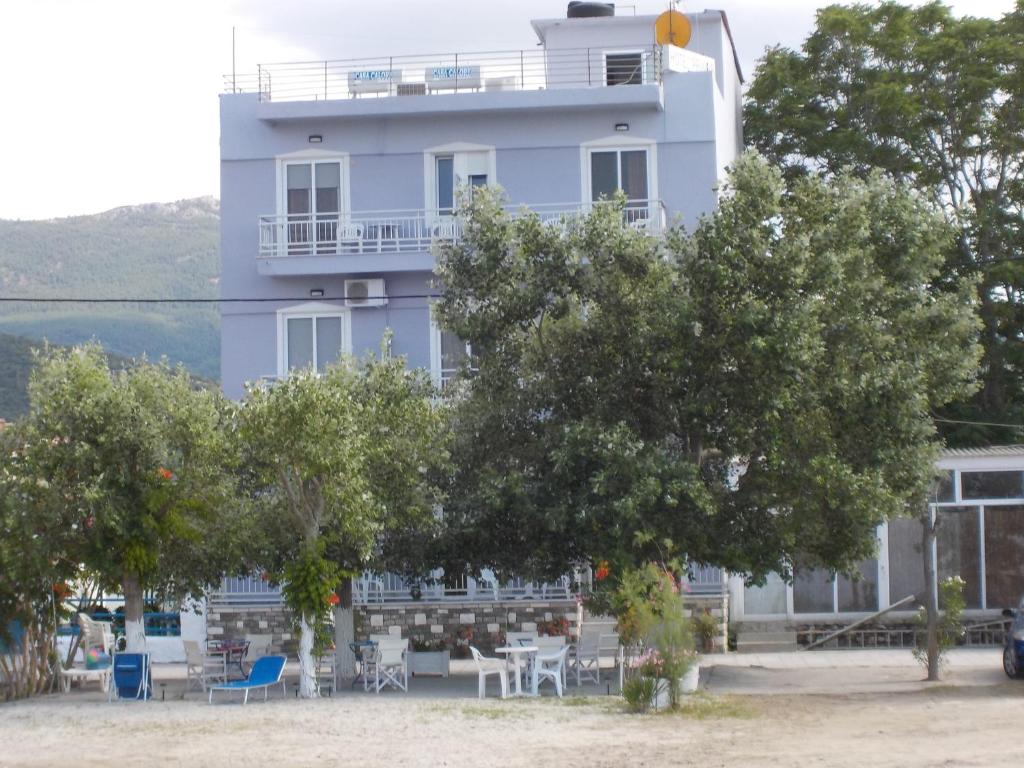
[{"xmin": 109, "ymin": 652, "xmax": 151, "ymax": 701}]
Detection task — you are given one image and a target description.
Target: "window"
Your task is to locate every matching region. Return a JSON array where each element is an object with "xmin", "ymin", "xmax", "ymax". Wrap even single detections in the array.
[
  {"xmin": 936, "ymin": 506, "xmax": 982, "ymax": 609},
  {"xmin": 589, "ymin": 148, "xmax": 649, "ymax": 222},
  {"xmin": 430, "ymin": 319, "xmax": 476, "ymax": 388},
  {"xmin": 605, "ymin": 52, "xmax": 644, "ymax": 86},
  {"xmin": 961, "ymin": 471, "xmax": 1024, "ymax": 500},
  {"xmin": 436, "ymin": 156, "xmax": 455, "ymax": 215},
  {"xmin": 277, "ymin": 304, "xmax": 350, "ymax": 377},
  {"xmin": 282, "ymin": 159, "xmax": 344, "ymax": 255},
  {"xmin": 428, "ymin": 148, "xmax": 493, "ymax": 214},
  {"xmin": 931, "ymin": 470, "xmax": 955, "ymax": 503}
]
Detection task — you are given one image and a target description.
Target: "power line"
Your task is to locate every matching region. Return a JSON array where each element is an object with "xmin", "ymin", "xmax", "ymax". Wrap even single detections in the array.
[
  {"xmin": 0, "ymin": 295, "xmax": 437, "ymax": 304},
  {"xmin": 934, "ymin": 417, "xmax": 1024, "ymax": 430}
]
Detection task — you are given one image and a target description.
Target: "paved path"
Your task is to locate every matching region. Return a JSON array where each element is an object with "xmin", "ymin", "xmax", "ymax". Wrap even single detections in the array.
[{"xmin": 704, "ymin": 647, "xmax": 1008, "ymax": 695}]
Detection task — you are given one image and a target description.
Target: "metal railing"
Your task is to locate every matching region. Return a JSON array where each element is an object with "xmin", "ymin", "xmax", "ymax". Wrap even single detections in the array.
[
  {"xmin": 225, "ymin": 46, "xmax": 662, "ymax": 103},
  {"xmin": 685, "ymin": 565, "xmax": 728, "ymax": 595},
  {"xmin": 211, "ymin": 571, "xmax": 574, "ymax": 606},
  {"xmin": 258, "ymin": 200, "xmax": 667, "ymax": 259}
]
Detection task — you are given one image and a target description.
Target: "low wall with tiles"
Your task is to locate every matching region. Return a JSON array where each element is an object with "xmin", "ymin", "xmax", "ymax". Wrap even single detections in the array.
[
  {"xmin": 206, "ymin": 593, "xmax": 729, "ymax": 655},
  {"xmin": 355, "ymin": 601, "xmax": 580, "ymax": 653},
  {"xmin": 206, "ymin": 603, "xmax": 298, "ymax": 654}
]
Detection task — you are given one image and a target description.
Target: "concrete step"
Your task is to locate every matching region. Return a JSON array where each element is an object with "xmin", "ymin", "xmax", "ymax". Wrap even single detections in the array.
[
  {"xmin": 736, "ymin": 630, "xmax": 798, "ymax": 653},
  {"xmin": 736, "ymin": 631, "xmax": 797, "ymax": 644},
  {"xmin": 735, "ymin": 640, "xmax": 798, "ymax": 654}
]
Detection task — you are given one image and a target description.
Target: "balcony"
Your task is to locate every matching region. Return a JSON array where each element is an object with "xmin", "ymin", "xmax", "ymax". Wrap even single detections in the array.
[
  {"xmin": 226, "ymin": 46, "xmax": 665, "ymax": 120},
  {"xmin": 227, "ymin": 46, "xmax": 662, "ymax": 102},
  {"xmin": 256, "ymin": 201, "xmax": 667, "ymax": 276}
]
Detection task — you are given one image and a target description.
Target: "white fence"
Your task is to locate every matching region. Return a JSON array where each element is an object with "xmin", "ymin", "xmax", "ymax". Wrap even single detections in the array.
[{"xmin": 258, "ymin": 201, "xmax": 667, "ymax": 259}]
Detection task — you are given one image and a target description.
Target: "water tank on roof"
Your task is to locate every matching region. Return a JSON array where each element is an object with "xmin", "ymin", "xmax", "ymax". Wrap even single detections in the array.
[{"xmin": 567, "ymin": 2, "xmax": 615, "ymax": 18}]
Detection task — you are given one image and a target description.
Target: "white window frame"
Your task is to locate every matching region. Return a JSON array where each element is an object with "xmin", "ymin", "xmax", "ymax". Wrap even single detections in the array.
[
  {"xmin": 429, "ymin": 313, "xmax": 473, "ymax": 388},
  {"xmin": 603, "ymin": 49, "xmax": 649, "ymax": 86},
  {"xmin": 579, "ymin": 136, "xmax": 658, "ymax": 208},
  {"xmin": 276, "ymin": 302, "xmax": 352, "ymax": 377},
  {"xmin": 275, "ymin": 149, "xmax": 351, "ymax": 218},
  {"xmin": 423, "ymin": 142, "xmax": 497, "ymax": 217}
]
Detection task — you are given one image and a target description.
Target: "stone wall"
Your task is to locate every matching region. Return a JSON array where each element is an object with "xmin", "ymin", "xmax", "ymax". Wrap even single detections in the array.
[
  {"xmin": 206, "ymin": 603, "xmax": 297, "ymax": 653},
  {"xmin": 356, "ymin": 601, "xmax": 580, "ymax": 654},
  {"xmin": 205, "ymin": 592, "xmax": 730, "ymax": 655}
]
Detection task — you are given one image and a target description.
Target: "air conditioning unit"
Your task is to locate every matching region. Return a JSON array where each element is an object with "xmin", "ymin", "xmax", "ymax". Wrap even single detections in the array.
[{"xmin": 344, "ymin": 278, "xmax": 387, "ymax": 307}]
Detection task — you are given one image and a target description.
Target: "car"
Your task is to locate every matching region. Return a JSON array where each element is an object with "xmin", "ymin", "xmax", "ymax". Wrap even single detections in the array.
[{"xmin": 1002, "ymin": 604, "xmax": 1024, "ymax": 678}]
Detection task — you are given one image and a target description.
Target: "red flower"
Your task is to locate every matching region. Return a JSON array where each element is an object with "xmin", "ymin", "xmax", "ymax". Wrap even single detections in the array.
[
  {"xmin": 157, "ymin": 468, "xmax": 173, "ymax": 480},
  {"xmin": 595, "ymin": 561, "xmax": 610, "ymax": 582},
  {"xmin": 52, "ymin": 582, "xmax": 72, "ymax": 600},
  {"xmin": 326, "ymin": 592, "xmax": 340, "ymax": 606}
]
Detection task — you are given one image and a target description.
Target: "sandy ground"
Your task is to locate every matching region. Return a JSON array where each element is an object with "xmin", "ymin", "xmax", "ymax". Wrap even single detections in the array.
[{"xmin": 2, "ymin": 650, "xmax": 1023, "ymax": 768}]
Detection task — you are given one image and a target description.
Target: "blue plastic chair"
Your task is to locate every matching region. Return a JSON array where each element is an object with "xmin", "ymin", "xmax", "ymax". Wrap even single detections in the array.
[
  {"xmin": 208, "ymin": 655, "xmax": 287, "ymax": 704},
  {"xmin": 109, "ymin": 653, "xmax": 151, "ymax": 701}
]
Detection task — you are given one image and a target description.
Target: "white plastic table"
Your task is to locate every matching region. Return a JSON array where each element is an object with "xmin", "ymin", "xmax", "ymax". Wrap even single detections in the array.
[{"xmin": 494, "ymin": 645, "xmax": 538, "ymax": 696}]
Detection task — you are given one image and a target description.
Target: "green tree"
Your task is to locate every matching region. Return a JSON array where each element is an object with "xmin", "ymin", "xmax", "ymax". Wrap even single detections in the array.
[
  {"xmin": 0, "ymin": 424, "xmax": 81, "ymax": 699},
  {"xmin": 744, "ymin": 1, "xmax": 1024, "ymax": 446},
  {"xmin": 240, "ymin": 352, "xmax": 444, "ymax": 698},
  {"xmin": 434, "ymin": 158, "xmax": 978, "ymax": 589},
  {"xmin": 13, "ymin": 345, "xmax": 243, "ymax": 653}
]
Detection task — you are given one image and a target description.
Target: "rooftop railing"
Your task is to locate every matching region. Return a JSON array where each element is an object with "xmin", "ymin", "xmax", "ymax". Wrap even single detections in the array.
[
  {"xmin": 225, "ymin": 45, "xmax": 662, "ymax": 103},
  {"xmin": 258, "ymin": 200, "xmax": 667, "ymax": 259}
]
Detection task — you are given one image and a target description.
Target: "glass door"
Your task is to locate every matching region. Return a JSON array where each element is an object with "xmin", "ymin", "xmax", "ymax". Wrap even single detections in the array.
[
  {"xmin": 589, "ymin": 149, "xmax": 649, "ymax": 224},
  {"xmin": 285, "ymin": 161, "xmax": 342, "ymax": 255}
]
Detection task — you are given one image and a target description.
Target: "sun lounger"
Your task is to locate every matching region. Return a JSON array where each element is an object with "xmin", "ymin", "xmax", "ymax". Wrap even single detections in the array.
[{"xmin": 208, "ymin": 655, "xmax": 287, "ymax": 705}]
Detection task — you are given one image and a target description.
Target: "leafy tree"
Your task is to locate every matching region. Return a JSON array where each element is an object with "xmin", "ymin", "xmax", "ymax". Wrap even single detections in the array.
[
  {"xmin": 12, "ymin": 344, "xmax": 243, "ymax": 652},
  {"xmin": 434, "ymin": 158, "xmax": 978, "ymax": 590},
  {"xmin": 240, "ymin": 352, "xmax": 444, "ymax": 698},
  {"xmin": 744, "ymin": 1, "xmax": 1024, "ymax": 446},
  {"xmin": 0, "ymin": 424, "xmax": 81, "ymax": 699}
]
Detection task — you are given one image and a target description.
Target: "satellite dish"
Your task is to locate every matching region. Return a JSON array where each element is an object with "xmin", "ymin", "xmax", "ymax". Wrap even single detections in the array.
[{"xmin": 655, "ymin": 9, "xmax": 691, "ymax": 47}]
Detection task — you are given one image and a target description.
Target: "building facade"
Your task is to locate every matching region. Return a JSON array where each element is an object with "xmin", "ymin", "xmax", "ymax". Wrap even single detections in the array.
[{"xmin": 219, "ymin": 6, "xmax": 744, "ymax": 398}]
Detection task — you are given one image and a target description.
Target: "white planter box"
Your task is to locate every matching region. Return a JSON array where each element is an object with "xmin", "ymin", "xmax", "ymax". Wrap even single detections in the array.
[{"xmin": 409, "ymin": 650, "xmax": 450, "ymax": 678}]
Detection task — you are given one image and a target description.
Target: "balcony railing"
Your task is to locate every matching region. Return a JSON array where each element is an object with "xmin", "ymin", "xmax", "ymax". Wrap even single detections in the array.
[
  {"xmin": 225, "ymin": 46, "xmax": 663, "ymax": 103},
  {"xmin": 258, "ymin": 201, "xmax": 667, "ymax": 259},
  {"xmin": 210, "ymin": 571, "xmax": 574, "ymax": 606}
]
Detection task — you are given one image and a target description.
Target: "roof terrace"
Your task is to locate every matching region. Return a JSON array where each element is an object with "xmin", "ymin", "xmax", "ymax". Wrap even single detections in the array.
[{"xmin": 224, "ymin": 45, "xmax": 664, "ymax": 104}]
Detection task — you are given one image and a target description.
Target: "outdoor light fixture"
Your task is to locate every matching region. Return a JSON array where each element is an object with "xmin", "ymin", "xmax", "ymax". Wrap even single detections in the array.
[
  {"xmin": 308, "ymin": 134, "xmax": 323, "ymax": 143},
  {"xmin": 309, "ymin": 288, "xmax": 325, "ymax": 298},
  {"xmin": 614, "ymin": 123, "xmax": 629, "ymax": 132}
]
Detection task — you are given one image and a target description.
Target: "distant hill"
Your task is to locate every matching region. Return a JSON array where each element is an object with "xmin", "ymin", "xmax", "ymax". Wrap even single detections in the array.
[
  {"xmin": 0, "ymin": 197, "xmax": 220, "ymax": 379},
  {"xmin": 0, "ymin": 332, "xmax": 211, "ymax": 421}
]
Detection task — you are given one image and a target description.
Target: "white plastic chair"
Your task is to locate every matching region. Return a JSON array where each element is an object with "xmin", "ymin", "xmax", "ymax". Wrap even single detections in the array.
[
  {"xmin": 470, "ymin": 646, "xmax": 509, "ymax": 700},
  {"xmin": 533, "ymin": 636, "xmax": 568, "ymax": 688},
  {"xmin": 372, "ymin": 637, "xmax": 408, "ymax": 693},
  {"xmin": 532, "ymin": 645, "xmax": 569, "ymax": 697},
  {"xmin": 573, "ymin": 627, "xmax": 604, "ymax": 686}
]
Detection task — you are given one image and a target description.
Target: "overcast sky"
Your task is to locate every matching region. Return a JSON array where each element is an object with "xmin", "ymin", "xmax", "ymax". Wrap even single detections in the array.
[{"xmin": 0, "ymin": 0, "xmax": 1015, "ymax": 220}]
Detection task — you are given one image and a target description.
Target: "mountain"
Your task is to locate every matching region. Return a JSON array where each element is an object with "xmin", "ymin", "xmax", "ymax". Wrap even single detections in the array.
[
  {"xmin": 0, "ymin": 332, "xmax": 211, "ymax": 421},
  {"xmin": 0, "ymin": 197, "xmax": 220, "ymax": 380}
]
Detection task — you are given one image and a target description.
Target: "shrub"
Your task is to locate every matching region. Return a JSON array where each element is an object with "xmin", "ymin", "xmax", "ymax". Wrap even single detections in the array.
[{"xmin": 622, "ymin": 675, "xmax": 657, "ymax": 714}]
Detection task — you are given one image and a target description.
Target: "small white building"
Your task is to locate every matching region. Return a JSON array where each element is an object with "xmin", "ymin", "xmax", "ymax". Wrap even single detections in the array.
[{"xmin": 730, "ymin": 446, "xmax": 1024, "ymax": 627}]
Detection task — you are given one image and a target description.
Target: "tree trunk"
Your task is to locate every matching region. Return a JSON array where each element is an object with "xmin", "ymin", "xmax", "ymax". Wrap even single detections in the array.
[
  {"xmin": 922, "ymin": 510, "xmax": 941, "ymax": 681},
  {"xmin": 122, "ymin": 571, "xmax": 147, "ymax": 653},
  {"xmin": 298, "ymin": 612, "xmax": 317, "ymax": 698},
  {"xmin": 334, "ymin": 578, "xmax": 356, "ymax": 678}
]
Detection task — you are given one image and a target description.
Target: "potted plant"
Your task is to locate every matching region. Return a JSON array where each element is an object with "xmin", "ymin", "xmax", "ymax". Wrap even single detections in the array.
[{"xmin": 408, "ymin": 637, "xmax": 451, "ymax": 677}]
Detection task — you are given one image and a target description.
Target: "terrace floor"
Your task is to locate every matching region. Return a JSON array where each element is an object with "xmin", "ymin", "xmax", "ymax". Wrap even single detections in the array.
[{"xmin": 3, "ymin": 650, "xmax": 1021, "ymax": 767}]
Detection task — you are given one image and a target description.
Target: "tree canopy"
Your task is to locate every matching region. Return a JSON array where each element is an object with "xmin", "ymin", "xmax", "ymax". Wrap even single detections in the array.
[
  {"xmin": 10, "ymin": 345, "xmax": 243, "ymax": 651},
  {"xmin": 433, "ymin": 156, "xmax": 979, "ymax": 583},
  {"xmin": 744, "ymin": 1, "xmax": 1024, "ymax": 445},
  {"xmin": 240, "ymin": 351, "xmax": 445, "ymax": 696}
]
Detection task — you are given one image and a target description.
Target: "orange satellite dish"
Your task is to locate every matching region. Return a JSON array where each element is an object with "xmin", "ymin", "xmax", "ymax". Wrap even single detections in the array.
[{"xmin": 655, "ymin": 9, "xmax": 691, "ymax": 47}]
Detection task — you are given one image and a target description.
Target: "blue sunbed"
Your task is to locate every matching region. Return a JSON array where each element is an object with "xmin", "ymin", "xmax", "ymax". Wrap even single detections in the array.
[{"xmin": 208, "ymin": 654, "xmax": 287, "ymax": 704}]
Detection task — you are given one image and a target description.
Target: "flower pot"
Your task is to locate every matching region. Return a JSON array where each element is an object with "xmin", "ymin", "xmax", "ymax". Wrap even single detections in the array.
[
  {"xmin": 409, "ymin": 650, "xmax": 450, "ymax": 678},
  {"xmin": 652, "ymin": 662, "xmax": 701, "ymax": 708}
]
